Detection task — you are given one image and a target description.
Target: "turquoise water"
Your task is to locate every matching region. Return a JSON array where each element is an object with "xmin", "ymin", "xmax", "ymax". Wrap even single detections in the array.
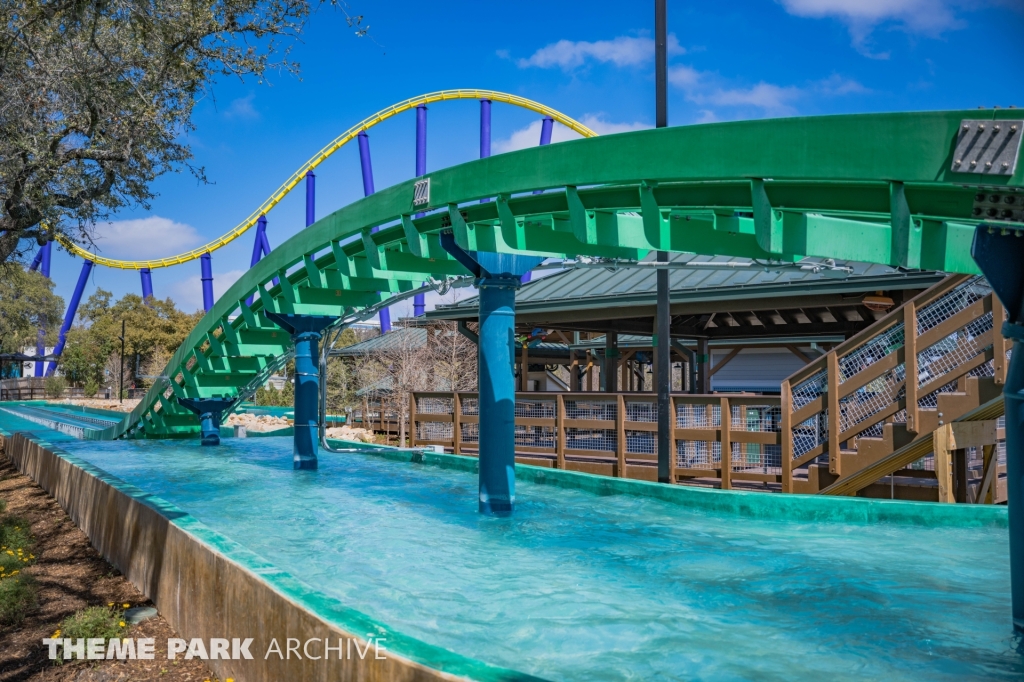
[{"xmin": 51, "ymin": 437, "xmax": 1022, "ymax": 680}]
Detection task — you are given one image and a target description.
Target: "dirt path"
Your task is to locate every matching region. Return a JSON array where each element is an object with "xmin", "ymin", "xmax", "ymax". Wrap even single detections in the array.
[{"xmin": 0, "ymin": 454, "xmax": 219, "ymax": 682}]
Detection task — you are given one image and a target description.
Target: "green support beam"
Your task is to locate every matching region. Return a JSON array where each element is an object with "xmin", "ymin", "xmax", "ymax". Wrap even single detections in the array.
[{"xmin": 89, "ymin": 109, "xmax": 1021, "ymax": 439}]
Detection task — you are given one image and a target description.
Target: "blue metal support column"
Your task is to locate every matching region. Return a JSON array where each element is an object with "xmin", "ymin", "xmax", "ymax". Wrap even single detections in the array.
[
  {"xmin": 971, "ymin": 223, "xmax": 1024, "ymax": 633},
  {"xmin": 305, "ymin": 170, "xmax": 316, "ymax": 227},
  {"xmin": 46, "ymin": 259, "xmax": 93, "ymax": 376},
  {"xmin": 140, "ymin": 267, "xmax": 154, "ymax": 302},
  {"xmin": 177, "ymin": 397, "xmax": 234, "ymax": 446},
  {"xmin": 358, "ymin": 130, "xmax": 392, "ymax": 333},
  {"xmin": 440, "ymin": 230, "xmax": 543, "ymax": 515},
  {"xmin": 200, "ymin": 252, "xmax": 214, "ymax": 312},
  {"xmin": 413, "ymin": 104, "xmax": 427, "ymax": 317},
  {"xmin": 34, "ymin": 241, "xmax": 52, "ymax": 376},
  {"xmin": 520, "ymin": 116, "xmax": 555, "ymax": 285},
  {"xmin": 264, "ymin": 312, "xmax": 338, "ymax": 470}
]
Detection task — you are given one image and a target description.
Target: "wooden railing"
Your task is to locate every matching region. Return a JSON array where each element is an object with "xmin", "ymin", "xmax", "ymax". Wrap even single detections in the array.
[
  {"xmin": 410, "ymin": 391, "xmax": 781, "ymax": 487},
  {"xmin": 780, "ymin": 274, "xmax": 1009, "ymax": 494}
]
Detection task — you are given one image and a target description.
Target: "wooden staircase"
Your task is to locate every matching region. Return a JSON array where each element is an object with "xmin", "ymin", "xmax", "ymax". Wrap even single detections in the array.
[{"xmin": 782, "ymin": 274, "xmax": 1010, "ymax": 503}]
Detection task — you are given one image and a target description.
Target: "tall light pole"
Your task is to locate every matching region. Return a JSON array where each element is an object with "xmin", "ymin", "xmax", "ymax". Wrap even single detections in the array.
[{"xmin": 655, "ymin": 0, "xmax": 672, "ymax": 484}]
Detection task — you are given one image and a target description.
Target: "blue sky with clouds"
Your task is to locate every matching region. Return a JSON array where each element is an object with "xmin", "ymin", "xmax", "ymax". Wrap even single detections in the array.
[{"xmin": 45, "ymin": 0, "xmax": 1024, "ymax": 318}]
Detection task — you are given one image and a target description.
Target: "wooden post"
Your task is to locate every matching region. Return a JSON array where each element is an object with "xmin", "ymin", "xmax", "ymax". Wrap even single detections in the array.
[
  {"xmin": 904, "ymin": 301, "xmax": 919, "ymax": 433},
  {"xmin": 827, "ymin": 351, "xmax": 841, "ymax": 477},
  {"xmin": 668, "ymin": 396, "xmax": 677, "ymax": 482},
  {"xmin": 720, "ymin": 396, "xmax": 732, "ymax": 490},
  {"xmin": 993, "ymin": 293, "xmax": 1008, "ymax": 385},
  {"xmin": 697, "ymin": 338, "xmax": 710, "ymax": 393},
  {"xmin": 781, "ymin": 381, "xmax": 793, "ymax": 493},
  {"xmin": 556, "ymin": 393, "xmax": 566, "ymax": 469},
  {"xmin": 616, "ymin": 394, "xmax": 627, "ymax": 477},
  {"xmin": 409, "ymin": 393, "xmax": 417, "ymax": 448},
  {"xmin": 362, "ymin": 397, "xmax": 369, "ymax": 430},
  {"xmin": 521, "ymin": 344, "xmax": 529, "ymax": 392},
  {"xmin": 453, "ymin": 392, "xmax": 462, "ymax": 454},
  {"xmin": 933, "ymin": 422, "xmax": 956, "ymax": 503},
  {"xmin": 569, "ymin": 350, "xmax": 578, "ymax": 392},
  {"xmin": 954, "ymin": 447, "xmax": 968, "ymax": 503},
  {"xmin": 586, "ymin": 351, "xmax": 594, "ymax": 392},
  {"xmin": 979, "ymin": 444, "xmax": 997, "ymax": 504}
]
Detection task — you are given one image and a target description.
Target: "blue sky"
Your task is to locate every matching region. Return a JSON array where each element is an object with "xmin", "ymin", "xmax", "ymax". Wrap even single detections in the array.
[{"xmin": 45, "ymin": 0, "xmax": 1024, "ymax": 318}]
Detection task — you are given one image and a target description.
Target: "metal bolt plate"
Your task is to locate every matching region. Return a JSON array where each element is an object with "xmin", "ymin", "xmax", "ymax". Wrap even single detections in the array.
[
  {"xmin": 951, "ymin": 119, "xmax": 1022, "ymax": 176},
  {"xmin": 971, "ymin": 190, "xmax": 1024, "ymax": 223},
  {"xmin": 413, "ymin": 178, "xmax": 430, "ymax": 207}
]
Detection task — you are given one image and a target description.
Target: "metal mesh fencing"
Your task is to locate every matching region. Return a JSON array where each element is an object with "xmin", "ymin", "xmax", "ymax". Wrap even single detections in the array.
[
  {"xmin": 625, "ymin": 400, "xmax": 658, "ymax": 423},
  {"xmin": 730, "ymin": 405, "xmax": 781, "ymax": 432},
  {"xmin": 416, "ymin": 396, "xmax": 453, "ymax": 415},
  {"xmin": 916, "ymin": 276, "xmax": 990, "ymax": 334},
  {"xmin": 566, "ymin": 428, "xmax": 616, "ymax": 452},
  {"xmin": 461, "ymin": 398, "xmax": 479, "ymax": 415},
  {"xmin": 460, "ymin": 422, "xmax": 479, "ymax": 444},
  {"xmin": 676, "ymin": 440, "xmax": 721, "ymax": 468},
  {"xmin": 565, "ymin": 399, "xmax": 617, "ymax": 421},
  {"xmin": 839, "ymin": 323, "xmax": 905, "ymax": 382},
  {"xmin": 731, "ymin": 443, "xmax": 782, "ymax": 474},
  {"xmin": 917, "ymin": 313, "xmax": 994, "ymax": 388},
  {"xmin": 792, "ymin": 413, "xmax": 827, "ymax": 458},
  {"xmin": 515, "ymin": 398, "xmax": 555, "ymax": 419},
  {"xmin": 676, "ymin": 402, "xmax": 721, "ymax": 428},
  {"xmin": 515, "ymin": 425, "xmax": 555, "ymax": 449},
  {"xmin": 791, "ymin": 369, "xmax": 827, "ymax": 411},
  {"xmin": 626, "ymin": 430, "xmax": 656, "ymax": 455},
  {"xmin": 840, "ymin": 369, "xmax": 906, "ymax": 435},
  {"xmin": 417, "ymin": 422, "xmax": 453, "ymax": 442}
]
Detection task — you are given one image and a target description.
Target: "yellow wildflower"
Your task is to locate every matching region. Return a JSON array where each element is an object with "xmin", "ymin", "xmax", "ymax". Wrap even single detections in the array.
[
  {"xmin": 108, "ymin": 602, "xmax": 114, "ymax": 607},
  {"xmin": 119, "ymin": 621, "xmax": 126, "ymax": 627},
  {"xmin": 122, "ymin": 603, "xmax": 130, "ymax": 608},
  {"xmin": 10, "ymin": 570, "xmax": 18, "ymax": 576}
]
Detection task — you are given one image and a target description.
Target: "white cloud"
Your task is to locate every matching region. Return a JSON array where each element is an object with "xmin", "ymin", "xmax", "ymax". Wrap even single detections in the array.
[
  {"xmin": 694, "ymin": 110, "xmax": 719, "ymax": 124},
  {"xmin": 669, "ymin": 64, "xmax": 869, "ymax": 118},
  {"xmin": 668, "ymin": 65, "xmax": 702, "ymax": 88},
  {"xmin": 224, "ymin": 93, "xmax": 260, "ymax": 120},
  {"xmin": 701, "ymin": 83, "xmax": 804, "ymax": 116},
  {"xmin": 815, "ymin": 74, "xmax": 871, "ymax": 96},
  {"xmin": 777, "ymin": 0, "xmax": 965, "ymax": 57},
  {"xmin": 90, "ymin": 216, "xmax": 203, "ymax": 259},
  {"xmin": 517, "ymin": 34, "xmax": 683, "ymax": 71},
  {"xmin": 169, "ymin": 268, "xmax": 246, "ymax": 312},
  {"xmin": 494, "ymin": 115, "xmax": 650, "ymax": 154}
]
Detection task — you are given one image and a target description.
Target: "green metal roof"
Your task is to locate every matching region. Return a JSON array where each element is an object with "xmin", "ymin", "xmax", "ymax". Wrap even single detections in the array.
[{"xmin": 426, "ymin": 254, "xmax": 944, "ymax": 320}]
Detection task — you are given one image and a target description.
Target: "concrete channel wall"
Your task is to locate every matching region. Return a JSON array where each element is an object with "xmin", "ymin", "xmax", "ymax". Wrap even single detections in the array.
[{"xmin": 2, "ymin": 432, "xmax": 541, "ymax": 682}]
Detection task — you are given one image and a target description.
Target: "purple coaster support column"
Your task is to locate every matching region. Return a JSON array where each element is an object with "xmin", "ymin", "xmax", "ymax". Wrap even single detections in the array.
[
  {"xmin": 245, "ymin": 215, "xmax": 267, "ymax": 307},
  {"xmin": 46, "ymin": 259, "xmax": 94, "ymax": 376},
  {"xmin": 358, "ymin": 130, "xmax": 391, "ymax": 334},
  {"xmin": 413, "ymin": 104, "xmax": 428, "ymax": 317},
  {"xmin": 358, "ymin": 131, "xmax": 375, "ymax": 196},
  {"xmin": 200, "ymin": 252, "xmax": 214, "ymax": 312},
  {"xmin": 140, "ymin": 267, "xmax": 154, "ymax": 303},
  {"xmin": 305, "ymin": 170, "xmax": 316, "ymax": 227},
  {"xmin": 34, "ymin": 241, "xmax": 52, "ymax": 376},
  {"xmin": 480, "ymin": 99, "xmax": 491, "ymax": 204},
  {"xmin": 519, "ymin": 117, "xmax": 556, "ymax": 284}
]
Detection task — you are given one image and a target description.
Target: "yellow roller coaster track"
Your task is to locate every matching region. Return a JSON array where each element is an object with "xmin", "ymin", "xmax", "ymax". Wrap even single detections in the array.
[{"xmin": 57, "ymin": 89, "xmax": 598, "ymax": 270}]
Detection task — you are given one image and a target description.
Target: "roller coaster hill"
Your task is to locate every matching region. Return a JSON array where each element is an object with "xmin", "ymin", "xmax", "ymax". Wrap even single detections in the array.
[{"xmin": 11, "ymin": 92, "xmax": 1024, "ymax": 631}]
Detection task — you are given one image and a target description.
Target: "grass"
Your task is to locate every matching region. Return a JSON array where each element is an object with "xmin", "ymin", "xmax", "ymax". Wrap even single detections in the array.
[
  {"xmin": 53, "ymin": 605, "xmax": 129, "ymax": 664},
  {"xmin": 0, "ymin": 498, "xmax": 38, "ymax": 626}
]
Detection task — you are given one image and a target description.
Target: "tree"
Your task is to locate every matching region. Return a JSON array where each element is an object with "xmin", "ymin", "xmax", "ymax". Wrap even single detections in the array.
[
  {"xmin": 58, "ymin": 289, "xmax": 200, "ymax": 389},
  {"xmin": 0, "ymin": 0, "xmax": 368, "ymax": 263},
  {"xmin": 0, "ymin": 267, "xmax": 64, "ymax": 354}
]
